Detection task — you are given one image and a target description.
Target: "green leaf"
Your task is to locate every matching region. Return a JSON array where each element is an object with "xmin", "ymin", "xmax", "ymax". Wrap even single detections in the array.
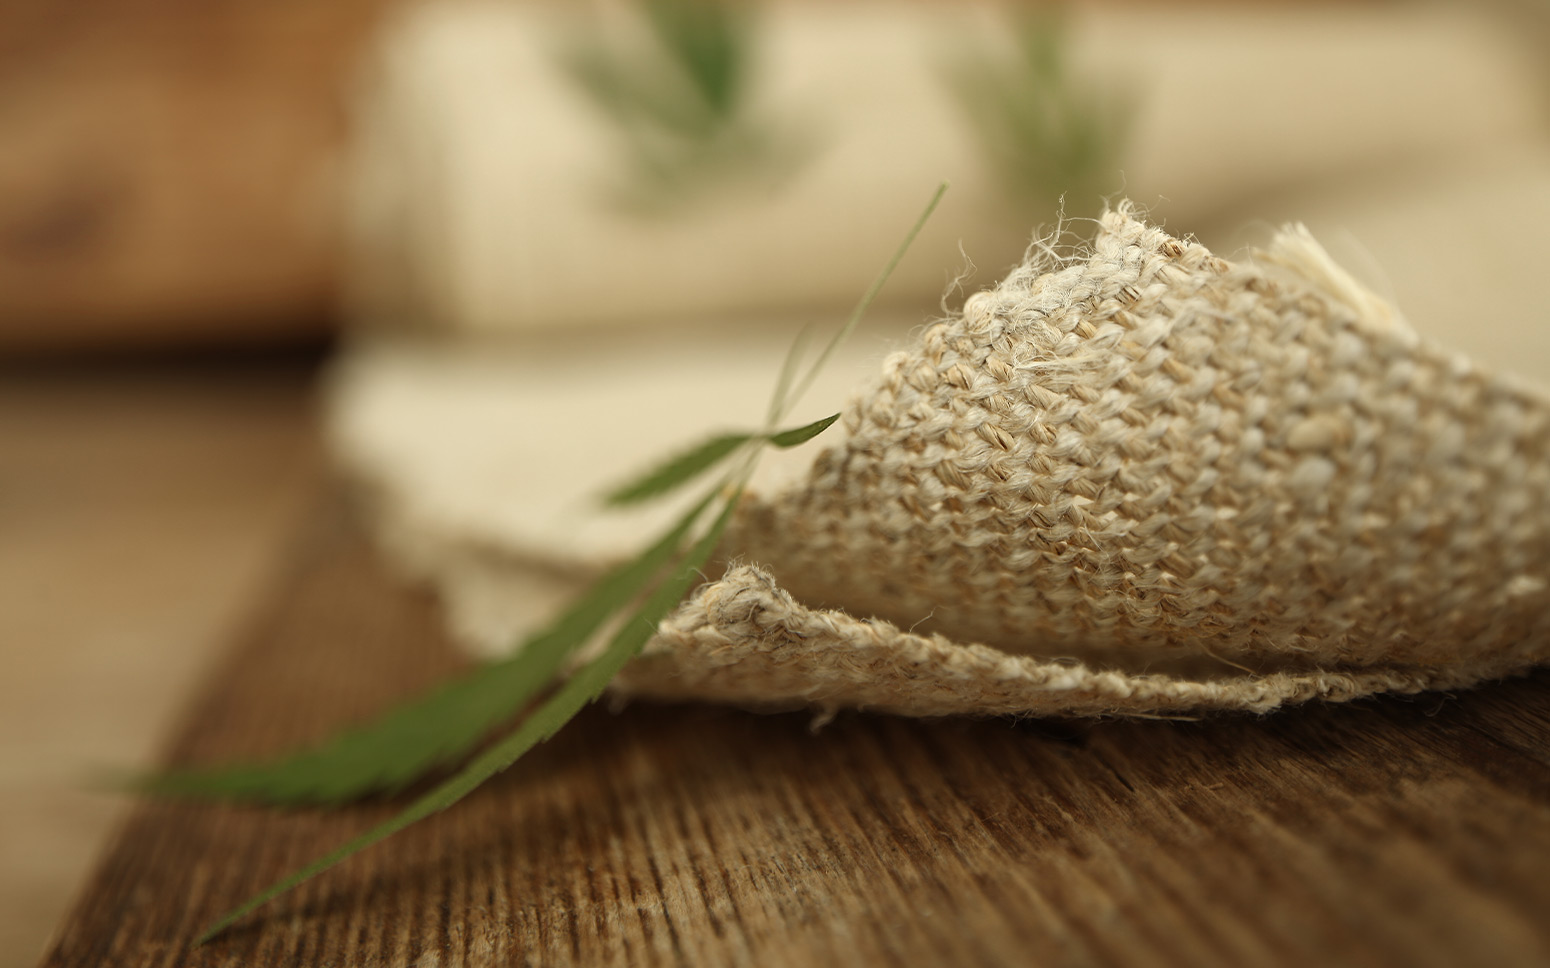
[
  {"xmin": 197, "ymin": 492, "xmax": 743, "ymax": 944},
  {"xmin": 603, "ymin": 413, "xmax": 842, "ymax": 508},
  {"xmin": 171, "ymin": 183, "xmax": 948, "ymax": 945},
  {"xmin": 141, "ymin": 489, "xmax": 721, "ymax": 805},
  {"xmin": 602, "ymin": 433, "xmax": 752, "ymax": 507},
  {"xmin": 767, "ymin": 413, "xmax": 840, "ymax": 448}
]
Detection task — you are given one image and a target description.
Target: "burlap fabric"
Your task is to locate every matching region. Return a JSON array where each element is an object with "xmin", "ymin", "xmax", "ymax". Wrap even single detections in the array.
[{"xmin": 614, "ymin": 204, "xmax": 1550, "ymax": 716}]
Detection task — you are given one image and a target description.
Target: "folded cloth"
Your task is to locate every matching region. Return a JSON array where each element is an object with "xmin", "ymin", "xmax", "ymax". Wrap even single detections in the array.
[
  {"xmin": 333, "ymin": 204, "xmax": 1550, "ymax": 717},
  {"xmin": 345, "ymin": 0, "xmax": 1543, "ymax": 336},
  {"xmin": 611, "ymin": 204, "xmax": 1550, "ymax": 716}
]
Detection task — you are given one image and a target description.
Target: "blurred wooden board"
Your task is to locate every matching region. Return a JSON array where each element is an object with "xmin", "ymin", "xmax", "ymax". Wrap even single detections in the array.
[
  {"xmin": 0, "ymin": 362, "xmax": 324, "ymax": 968},
  {"xmin": 0, "ymin": 0, "xmax": 389, "ymax": 351},
  {"xmin": 39, "ymin": 501, "xmax": 1550, "ymax": 966}
]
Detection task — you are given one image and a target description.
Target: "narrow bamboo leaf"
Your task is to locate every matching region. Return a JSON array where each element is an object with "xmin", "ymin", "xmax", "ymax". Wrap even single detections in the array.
[
  {"xmin": 141, "ymin": 489, "xmax": 720, "ymax": 805},
  {"xmin": 603, "ymin": 433, "xmax": 752, "ymax": 506},
  {"xmin": 767, "ymin": 413, "xmax": 839, "ymax": 448},
  {"xmin": 177, "ymin": 185, "xmax": 947, "ymax": 946},
  {"xmin": 197, "ymin": 494, "xmax": 742, "ymax": 945}
]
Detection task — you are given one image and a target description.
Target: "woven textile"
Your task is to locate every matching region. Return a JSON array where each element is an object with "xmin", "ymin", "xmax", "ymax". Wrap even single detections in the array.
[{"xmin": 616, "ymin": 204, "xmax": 1550, "ymax": 716}]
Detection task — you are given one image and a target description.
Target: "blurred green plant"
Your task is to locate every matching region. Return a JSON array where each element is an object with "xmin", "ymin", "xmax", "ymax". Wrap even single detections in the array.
[
  {"xmin": 945, "ymin": 9, "xmax": 1132, "ymax": 218},
  {"xmin": 562, "ymin": 0, "xmax": 808, "ymax": 212}
]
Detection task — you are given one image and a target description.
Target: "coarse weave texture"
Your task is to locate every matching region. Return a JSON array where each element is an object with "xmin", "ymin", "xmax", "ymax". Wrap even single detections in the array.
[{"xmin": 614, "ymin": 203, "xmax": 1550, "ymax": 716}]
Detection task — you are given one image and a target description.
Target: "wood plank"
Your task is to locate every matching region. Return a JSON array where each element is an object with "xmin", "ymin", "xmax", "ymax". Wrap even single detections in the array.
[
  {"xmin": 41, "ymin": 509, "xmax": 1550, "ymax": 967},
  {"xmin": 0, "ymin": 0, "xmax": 389, "ymax": 351},
  {"xmin": 0, "ymin": 363, "xmax": 323, "ymax": 968}
]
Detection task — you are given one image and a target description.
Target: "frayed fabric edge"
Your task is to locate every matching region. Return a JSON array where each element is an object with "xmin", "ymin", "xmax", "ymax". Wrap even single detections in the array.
[{"xmin": 616, "ymin": 564, "xmax": 1537, "ymax": 719}]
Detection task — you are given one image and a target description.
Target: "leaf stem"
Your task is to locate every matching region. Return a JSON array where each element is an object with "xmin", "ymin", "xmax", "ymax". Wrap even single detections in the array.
[{"xmin": 779, "ymin": 181, "xmax": 947, "ymax": 422}]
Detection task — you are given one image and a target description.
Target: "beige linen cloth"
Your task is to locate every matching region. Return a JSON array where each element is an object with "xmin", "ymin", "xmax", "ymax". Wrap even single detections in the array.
[
  {"xmin": 609, "ymin": 206, "xmax": 1550, "ymax": 716},
  {"xmin": 332, "ymin": 1, "xmax": 1550, "ymax": 716},
  {"xmin": 338, "ymin": 206, "xmax": 1550, "ymax": 717}
]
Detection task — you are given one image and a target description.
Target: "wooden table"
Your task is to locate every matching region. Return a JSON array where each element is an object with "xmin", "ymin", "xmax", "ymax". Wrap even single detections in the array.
[
  {"xmin": 19, "ymin": 366, "xmax": 1550, "ymax": 967},
  {"xmin": 0, "ymin": 0, "xmax": 390, "ymax": 352},
  {"xmin": 0, "ymin": 361, "xmax": 321, "ymax": 967}
]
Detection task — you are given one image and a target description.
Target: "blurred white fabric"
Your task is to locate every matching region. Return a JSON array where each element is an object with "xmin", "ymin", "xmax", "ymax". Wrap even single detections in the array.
[{"xmin": 346, "ymin": 0, "xmax": 1545, "ymax": 333}]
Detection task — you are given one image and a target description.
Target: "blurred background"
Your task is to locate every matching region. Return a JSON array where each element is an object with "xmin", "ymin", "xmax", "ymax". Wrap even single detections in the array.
[{"xmin": 4, "ymin": 0, "xmax": 1550, "ymax": 962}]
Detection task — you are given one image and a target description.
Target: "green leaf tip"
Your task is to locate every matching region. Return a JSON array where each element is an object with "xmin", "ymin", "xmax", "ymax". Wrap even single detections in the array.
[
  {"xmin": 768, "ymin": 412, "xmax": 839, "ymax": 448},
  {"xmin": 602, "ymin": 413, "xmax": 842, "ymax": 508}
]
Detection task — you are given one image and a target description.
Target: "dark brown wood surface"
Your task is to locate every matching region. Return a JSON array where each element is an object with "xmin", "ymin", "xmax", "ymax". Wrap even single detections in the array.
[{"xmin": 38, "ymin": 501, "xmax": 1550, "ymax": 967}]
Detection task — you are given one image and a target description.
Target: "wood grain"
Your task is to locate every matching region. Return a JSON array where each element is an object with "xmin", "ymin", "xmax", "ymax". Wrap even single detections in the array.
[{"xmin": 41, "ymin": 509, "xmax": 1550, "ymax": 967}]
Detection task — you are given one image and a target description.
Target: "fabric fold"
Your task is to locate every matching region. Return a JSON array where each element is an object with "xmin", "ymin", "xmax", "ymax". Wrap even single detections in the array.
[
  {"xmin": 620, "ymin": 564, "xmax": 1522, "ymax": 718},
  {"xmin": 617, "ymin": 203, "xmax": 1550, "ymax": 715}
]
